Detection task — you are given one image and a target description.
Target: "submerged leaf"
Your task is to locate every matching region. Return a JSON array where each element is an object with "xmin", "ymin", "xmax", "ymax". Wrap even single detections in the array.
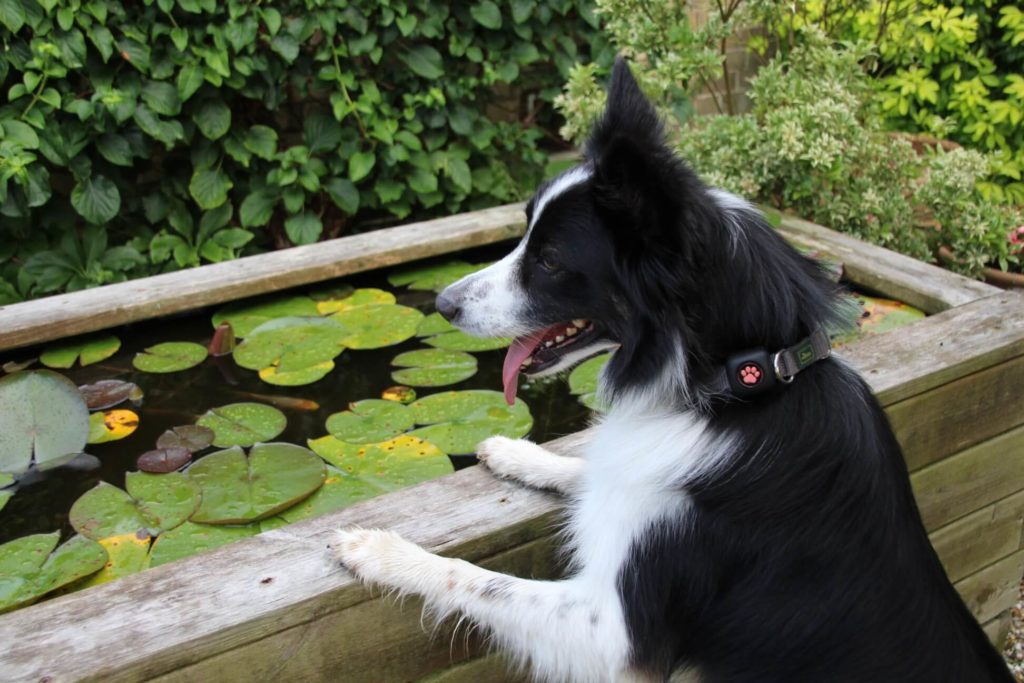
[
  {"xmin": 196, "ymin": 402, "xmax": 287, "ymax": 447},
  {"xmin": 212, "ymin": 295, "xmax": 319, "ymax": 337},
  {"xmin": 133, "ymin": 342, "xmax": 208, "ymax": 373},
  {"xmin": 40, "ymin": 334, "xmax": 121, "ymax": 369},
  {"xmin": 0, "ymin": 370, "xmax": 90, "ymax": 475},
  {"xmin": 156, "ymin": 425, "xmax": 215, "ymax": 452},
  {"xmin": 78, "ymin": 379, "xmax": 143, "ymax": 410},
  {"xmin": 137, "ymin": 447, "xmax": 193, "ymax": 473},
  {"xmin": 391, "ymin": 348, "xmax": 477, "ymax": 387},
  {"xmin": 0, "ymin": 533, "xmax": 107, "ymax": 612}
]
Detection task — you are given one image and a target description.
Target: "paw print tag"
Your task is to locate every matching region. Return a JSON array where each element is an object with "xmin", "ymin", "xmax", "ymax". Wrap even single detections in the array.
[
  {"xmin": 738, "ymin": 363, "xmax": 763, "ymax": 386},
  {"xmin": 724, "ymin": 349, "xmax": 775, "ymax": 398}
]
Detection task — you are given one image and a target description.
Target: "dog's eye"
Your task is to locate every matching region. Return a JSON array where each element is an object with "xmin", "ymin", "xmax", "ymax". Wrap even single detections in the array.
[{"xmin": 539, "ymin": 249, "xmax": 560, "ymax": 272}]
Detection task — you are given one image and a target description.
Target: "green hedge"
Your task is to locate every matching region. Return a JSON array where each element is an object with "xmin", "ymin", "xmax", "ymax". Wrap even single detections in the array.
[{"xmin": 0, "ymin": 0, "xmax": 607, "ymax": 302}]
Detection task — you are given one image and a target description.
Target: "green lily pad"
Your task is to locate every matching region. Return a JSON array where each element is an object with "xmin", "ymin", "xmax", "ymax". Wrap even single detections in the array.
[
  {"xmin": 39, "ymin": 334, "xmax": 121, "ymax": 369},
  {"xmin": 315, "ymin": 287, "xmax": 395, "ymax": 315},
  {"xmin": 211, "ymin": 295, "xmax": 320, "ymax": 337},
  {"xmin": 309, "ymin": 283, "xmax": 355, "ymax": 303},
  {"xmin": 567, "ymin": 352, "xmax": 612, "ymax": 411},
  {"xmin": 0, "ymin": 370, "xmax": 90, "ymax": 475},
  {"xmin": 391, "ymin": 348, "xmax": 477, "ymax": 387},
  {"xmin": 416, "ymin": 312, "xmax": 456, "ymax": 337},
  {"xmin": 0, "ymin": 473, "xmax": 14, "ymax": 488},
  {"xmin": 307, "ymin": 434, "xmax": 453, "ymax": 491},
  {"xmin": 325, "ymin": 399, "xmax": 415, "ymax": 443},
  {"xmin": 74, "ymin": 531, "xmax": 152, "ymax": 589},
  {"xmin": 831, "ymin": 295, "xmax": 926, "ymax": 346},
  {"xmin": 69, "ymin": 472, "xmax": 200, "ymax": 540},
  {"xmin": 258, "ymin": 361, "xmax": 335, "ymax": 386},
  {"xmin": 276, "ymin": 465, "xmax": 383, "ymax": 524},
  {"xmin": 406, "ymin": 390, "xmax": 533, "ymax": 454},
  {"xmin": 387, "ymin": 260, "xmax": 488, "ymax": 292},
  {"xmin": 149, "ymin": 521, "xmax": 259, "ymax": 568},
  {"xmin": 0, "ymin": 533, "xmax": 107, "ymax": 613},
  {"xmin": 234, "ymin": 317, "xmax": 347, "ymax": 376},
  {"xmin": 423, "ymin": 330, "xmax": 511, "ymax": 352},
  {"xmin": 187, "ymin": 442, "xmax": 326, "ymax": 524},
  {"xmin": 0, "ymin": 491, "xmax": 11, "ymax": 513},
  {"xmin": 330, "ymin": 304, "xmax": 424, "ymax": 349},
  {"xmin": 196, "ymin": 402, "xmax": 287, "ymax": 448},
  {"xmin": 133, "ymin": 342, "xmax": 208, "ymax": 373}
]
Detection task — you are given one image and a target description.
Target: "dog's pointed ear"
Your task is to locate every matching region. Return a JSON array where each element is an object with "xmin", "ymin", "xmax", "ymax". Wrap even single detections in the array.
[{"xmin": 587, "ymin": 57, "xmax": 664, "ymax": 157}]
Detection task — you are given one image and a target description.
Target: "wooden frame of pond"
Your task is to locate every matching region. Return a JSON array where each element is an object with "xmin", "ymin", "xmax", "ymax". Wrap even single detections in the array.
[{"xmin": 1, "ymin": 205, "xmax": 1022, "ymax": 682}]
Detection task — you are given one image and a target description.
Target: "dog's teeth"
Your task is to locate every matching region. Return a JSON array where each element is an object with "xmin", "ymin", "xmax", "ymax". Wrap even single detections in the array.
[
  {"xmin": 520, "ymin": 358, "xmax": 532, "ymax": 368},
  {"xmin": 572, "ymin": 319, "xmax": 586, "ymax": 327},
  {"xmin": 544, "ymin": 341, "xmax": 553, "ymax": 347},
  {"xmin": 555, "ymin": 335, "xmax": 565, "ymax": 343},
  {"xmin": 566, "ymin": 327, "xmax": 577, "ymax": 336}
]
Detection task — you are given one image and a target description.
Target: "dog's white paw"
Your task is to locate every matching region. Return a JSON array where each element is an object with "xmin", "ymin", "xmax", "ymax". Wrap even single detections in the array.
[
  {"xmin": 332, "ymin": 528, "xmax": 425, "ymax": 586},
  {"xmin": 477, "ymin": 436, "xmax": 542, "ymax": 484}
]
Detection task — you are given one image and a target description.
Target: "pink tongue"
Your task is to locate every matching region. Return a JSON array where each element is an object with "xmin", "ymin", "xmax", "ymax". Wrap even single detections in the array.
[{"xmin": 502, "ymin": 330, "xmax": 549, "ymax": 405}]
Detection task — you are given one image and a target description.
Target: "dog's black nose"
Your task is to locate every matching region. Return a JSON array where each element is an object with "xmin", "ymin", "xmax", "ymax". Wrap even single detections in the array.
[{"xmin": 435, "ymin": 293, "xmax": 460, "ymax": 322}]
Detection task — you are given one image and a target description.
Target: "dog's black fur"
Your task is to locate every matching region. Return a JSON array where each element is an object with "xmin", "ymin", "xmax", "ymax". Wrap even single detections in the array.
[{"xmin": 529, "ymin": 59, "xmax": 1011, "ymax": 681}]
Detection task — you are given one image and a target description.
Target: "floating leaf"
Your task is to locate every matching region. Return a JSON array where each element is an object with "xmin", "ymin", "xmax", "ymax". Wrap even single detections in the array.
[
  {"xmin": 387, "ymin": 260, "xmax": 488, "ymax": 292},
  {"xmin": 381, "ymin": 385, "xmax": 417, "ymax": 403},
  {"xmin": 391, "ymin": 348, "xmax": 477, "ymax": 387},
  {"xmin": 3, "ymin": 358, "xmax": 36, "ymax": 374},
  {"xmin": 187, "ymin": 443, "xmax": 325, "ymax": 524},
  {"xmin": 78, "ymin": 379, "xmax": 143, "ymax": 410},
  {"xmin": 0, "ymin": 491, "xmax": 10, "ymax": 513},
  {"xmin": 234, "ymin": 317, "xmax": 347, "ymax": 379},
  {"xmin": 258, "ymin": 360, "xmax": 335, "ymax": 386},
  {"xmin": 325, "ymin": 399, "xmax": 415, "ymax": 444},
  {"xmin": 0, "ymin": 370, "xmax": 90, "ymax": 475},
  {"xmin": 156, "ymin": 425, "xmax": 215, "ymax": 452},
  {"xmin": 406, "ymin": 390, "xmax": 532, "ymax": 454},
  {"xmin": 69, "ymin": 473, "xmax": 200, "ymax": 539},
  {"xmin": 330, "ymin": 304, "xmax": 424, "ymax": 349},
  {"xmin": 87, "ymin": 409, "xmax": 139, "ymax": 444},
  {"xmin": 416, "ymin": 312, "xmax": 456, "ymax": 337},
  {"xmin": 315, "ymin": 287, "xmax": 395, "ymax": 315},
  {"xmin": 308, "ymin": 283, "xmax": 355, "ymax": 303},
  {"xmin": 276, "ymin": 465, "xmax": 380, "ymax": 523},
  {"xmin": 831, "ymin": 295, "xmax": 926, "ymax": 346},
  {"xmin": 307, "ymin": 435, "xmax": 452, "ymax": 491},
  {"xmin": 40, "ymin": 334, "xmax": 120, "ymax": 368},
  {"xmin": 196, "ymin": 402, "xmax": 287, "ymax": 448},
  {"xmin": 149, "ymin": 521, "xmax": 259, "ymax": 568},
  {"xmin": 133, "ymin": 342, "xmax": 208, "ymax": 373},
  {"xmin": 567, "ymin": 353, "xmax": 612, "ymax": 411},
  {"xmin": 137, "ymin": 447, "xmax": 193, "ymax": 473},
  {"xmin": 211, "ymin": 295, "xmax": 319, "ymax": 337},
  {"xmin": 423, "ymin": 330, "xmax": 511, "ymax": 352},
  {"xmin": 0, "ymin": 533, "xmax": 107, "ymax": 613},
  {"xmin": 74, "ymin": 531, "xmax": 151, "ymax": 588},
  {"xmin": 0, "ymin": 473, "xmax": 14, "ymax": 488}
]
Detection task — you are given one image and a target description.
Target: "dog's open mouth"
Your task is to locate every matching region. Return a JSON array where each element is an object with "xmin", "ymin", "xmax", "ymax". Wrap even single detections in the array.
[{"xmin": 501, "ymin": 320, "xmax": 603, "ymax": 404}]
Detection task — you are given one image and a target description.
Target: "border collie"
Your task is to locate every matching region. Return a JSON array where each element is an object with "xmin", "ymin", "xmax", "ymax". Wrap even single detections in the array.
[{"xmin": 333, "ymin": 59, "xmax": 1012, "ymax": 682}]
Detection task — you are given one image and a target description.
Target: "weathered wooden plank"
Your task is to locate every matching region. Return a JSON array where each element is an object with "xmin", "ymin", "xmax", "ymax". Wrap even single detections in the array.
[
  {"xmin": 929, "ymin": 491, "xmax": 1024, "ymax": 583},
  {"xmin": 954, "ymin": 549, "xmax": 1024, "ymax": 624},
  {"xmin": 0, "ymin": 430, "xmax": 589, "ymax": 683},
  {"xmin": 981, "ymin": 610, "xmax": 1013, "ymax": 649},
  {"xmin": 911, "ymin": 425, "xmax": 1024, "ymax": 531},
  {"xmin": 0, "ymin": 203, "xmax": 527, "ymax": 353},
  {"xmin": 843, "ymin": 292, "xmax": 1024, "ymax": 406},
  {"xmin": 419, "ymin": 655, "xmax": 527, "ymax": 683},
  {"xmin": 887, "ymin": 354, "xmax": 1024, "ymax": 471},
  {"xmin": 776, "ymin": 214, "xmax": 999, "ymax": 314}
]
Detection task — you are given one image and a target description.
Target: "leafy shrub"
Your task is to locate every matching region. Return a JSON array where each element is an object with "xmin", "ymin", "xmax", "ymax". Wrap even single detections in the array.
[{"xmin": 0, "ymin": 0, "xmax": 608, "ymax": 303}]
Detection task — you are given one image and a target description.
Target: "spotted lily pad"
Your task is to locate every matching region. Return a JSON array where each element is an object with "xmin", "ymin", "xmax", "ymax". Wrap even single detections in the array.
[
  {"xmin": 307, "ymin": 434, "xmax": 453, "ymax": 491},
  {"xmin": 325, "ymin": 399, "xmax": 415, "ymax": 443},
  {"xmin": 406, "ymin": 390, "xmax": 533, "ymax": 454},
  {"xmin": 69, "ymin": 472, "xmax": 201, "ymax": 539},
  {"xmin": 39, "ymin": 334, "xmax": 121, "ymax": 369},
  {"xmin": 416, "ymin": 312, "xmax": 456, "ymax": 337},
  {"xmin": 275, "ymin": 465, "xmax": 382, "ymax": 524},
  {"xmin": 211, "ymin": 295, "xmax": 320, "ymax": 337},
  {"xmin": 831, "ymin": 295, "xmax": 926, "ymax": 346},
  {"xmin": 423, "ymin": 329, "xmax": 511, "ymax": 352},
  {"xmin": 314, "ymin": 287, "xmax": 395, "ymax": 315},
  {"xmin": 0, "ymin": 533, "xmax": 107, "ymax": 613},
  {"xmin": 330, "ymin": 304, "xmax": 424, "ymax": 349},
  {"xmin": 0, "ymin": 370, "xmax": 90, "ymax": 475},
  {"xmin": 387, "ymin": 260, "xmax": 488, "ymax": 292},
  {"xmin": 156, "ymin": 425, "xmax": 215, "ymax": 452},
  {"xmin": 133, "ymin": 342, "xmax": 208, "ymax": 373},
  {"xmin": 196, "ymin": 402, "xmax": 287, "ymax": 447},
  {"xmin": 74, "ymin": 531, "xmax": 152, "ymax": 588},
  {"xmin": 78, "ymin": 379, "xmax": 143, "ymax": 410},
  {"xmin": 391, "ymin": 348, "xmax": 477, "ymax": 387},
  {"xmin": 233, "ymin": 317, "xmax": 347, "ymax": 383},
  {"xmin": 186, "ymin": 443, "xmax": 326, "ymax": 524},
  {"xmin": 149, "ymin": 521, "xmax": 259, "ymax": 568},
  {"xmin": 87, "ymin": 409, "xmax": 139, "ymax": 444},
  {"xmin": 567, "ymin": 353, "xmax": 612, "ymax": 411}
]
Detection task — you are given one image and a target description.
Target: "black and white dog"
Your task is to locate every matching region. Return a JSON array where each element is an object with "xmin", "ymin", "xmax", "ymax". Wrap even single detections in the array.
[{"xmin": 334, "ymin": 59, "xmax": 1012, "ymax": 682}]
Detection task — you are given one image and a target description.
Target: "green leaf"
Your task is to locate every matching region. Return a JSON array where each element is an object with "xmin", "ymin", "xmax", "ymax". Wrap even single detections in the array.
[
  {"xmin": 470, "ymin": 1, "xmax": 502, "ymax": 29},
  {"xmin": 325, "ymin": 399, "xmax": 415, "ymax": 443},
  {"xmin": 40, "ymin": 334, "xmax": 121, "ymax": 368},
  {"xmin": 212, "ymin": 295, "xmax": 319, "ymax": 337},
  {"xmin": 284, "ymin": 211, "xmax": 322, "ymax": 245},
  {"xmin": 270, "ymin": 34, "xmax": 300, "ymax": 62},
  {"xmin": 329, "ymin": 304, "xmax": 424, "ymax": 349},
  {"xmin": 1, "ymin": 120, "xmax": 39, "ymax": 149},
  {"xmin": 74, "ymin": 532, "xmax": 152, "ymax": 588},
  {"xmin": 304, "ymin": 112, "xmax": 342, "ymax": 153},
  {"xmin": 274, "ymin": 465, "xmax": 379, "ymax": 523},
  {"xmin": 399, "ymin": 45, "xmax": 444, "ymax": 79},
  {"xmin": 0, "ymin": 533, "xmax": 106, "ymax": 613},
  {"xmin": 96, "ymin": 133, "xmax": 133, "ymax": 167},
  {"xmin": 118, "ymin": 38, "xmax": 151, "ymax": 73},
  {"xmin": 243, "ymin": 125, "xmax": 278, "ymax": 160},
  {"xmin": 387, "ymin": 260, "xmax": 485, "ymax": 292},
  {"xmin": 187, "ymin": 443, "xmax": 325, "ymax": 523},
  {"xmin": 448, "ymin": 158, "xmax": 472, "ymax": 193},
  {"xmin": 196, "ymin": 402, "xmax": 287, "ymax": 448},
  {"xmin": 132, "ymin": 342, "xmax": 208, "ymax": 373},
  {"xmin": 0, "ymin": 0, "xmax": 27, "ymax": 32},
  {"xmin": 189, "ymin": 167, "xmax": 233, "ymax": 210},
  {"xmin": 69, "ymin": 473, "xmax": 200, "ymax": 539},
  {"xmin": 141, "ymin": 80, "xmax": 181, "ymax": 116},
  {"xmin": 192, "ymin": 99, "xmax": 231, "ymax": 140},
  {"xmin": 424, "ymin": 330, "xmax": 511, "ymax": 352},
  {"xmin": 239, "ymin": 190, "xmax": 278, "ymax": 228},
  {"xmin": 149, "ymin": 521, "xmax": 258, "ymax": 567},
  {"xmin": 324, "ymin": 177, "xmax": 359, "ymax": 215},
  {"xmin": 307, "ymin": 435, "xmax": 452, "ymax": 492},
  {"xmin": 407, "ymin": 390, "xmax": 532, "ymax": 454},
  {"xmin": 391, "ymin": 348, "xmax": 477, "ymax": 387},
  {"xmin": 408, "ymin": 167, "xmax": 438, "ymax": 194},
  {"xmin": 567, "ymin": 352, "xmax": 611, "ymax": 411},
  {"xmin": 233, "ymin": 316, "xmax": 348, "ymax": 375},
  {"xmin": 830, "ymin": 296, "xmax": 927, "ymax": 346},
  {"xmin": 176, "ymin": 63, "xmax": 205, "ymax": 102},
  {"xmin": 348, "ymin": 151, "xmax": 375, "ymax": 182},
  {"xmin": 71, "ymin": 175, "xmax": 121, "ymax": 224},
  {"xmin": 0, "ymin": 371, "xmax": 90, "ymax": 475}
]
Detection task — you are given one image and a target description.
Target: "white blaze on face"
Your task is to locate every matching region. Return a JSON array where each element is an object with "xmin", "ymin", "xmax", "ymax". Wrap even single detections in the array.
[{"xmin": 439, "ymin": 165, "xmax": 593, "ymax": 338}]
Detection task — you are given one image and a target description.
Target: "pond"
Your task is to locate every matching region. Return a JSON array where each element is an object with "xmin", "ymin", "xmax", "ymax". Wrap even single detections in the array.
[{"xmin": 0, "ymin": 239, "xmax": 925, "ymax": 612}]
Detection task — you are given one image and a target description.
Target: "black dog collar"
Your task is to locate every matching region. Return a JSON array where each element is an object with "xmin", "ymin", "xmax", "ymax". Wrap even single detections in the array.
[{"xmin": 708, "ymin": 328, "xmax": 831, "ymax": 400}]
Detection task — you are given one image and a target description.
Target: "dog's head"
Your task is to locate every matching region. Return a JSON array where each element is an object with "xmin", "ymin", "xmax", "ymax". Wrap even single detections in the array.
[{"xmin": 438, "ymin": 58, "xmax": 841, "ymax": 408}]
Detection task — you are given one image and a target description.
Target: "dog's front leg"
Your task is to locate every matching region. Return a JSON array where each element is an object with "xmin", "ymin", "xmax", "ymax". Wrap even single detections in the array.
[
  {"xmin": 477, "ymin": 436, "xmax": 584, "ymax": 494},
  {"xmin": 333, "ymin": 528, "xmax": 632, "ymax": 683}
]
